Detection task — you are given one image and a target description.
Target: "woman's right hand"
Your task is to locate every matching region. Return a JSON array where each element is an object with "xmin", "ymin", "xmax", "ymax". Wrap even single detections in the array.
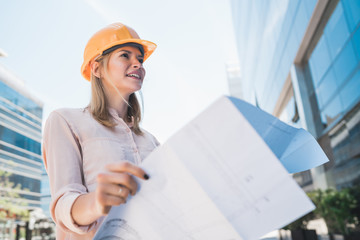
[
  {"xmin": 95, "ymin": 162, "xmax": 149, "ymax": 215},
  {"xmin": 71, "ymin": 162, "xmax": 149, "ymax": 226}
]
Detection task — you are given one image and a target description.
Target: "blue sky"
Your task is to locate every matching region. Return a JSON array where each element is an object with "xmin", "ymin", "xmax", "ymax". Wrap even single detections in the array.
[{"xmin": 0, "ymin": 0, "xmax": 238, "ymax": 142}]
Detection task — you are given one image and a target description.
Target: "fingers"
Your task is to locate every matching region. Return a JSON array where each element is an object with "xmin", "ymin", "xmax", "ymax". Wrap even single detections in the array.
[
  {"xmin": 97, "ymin": 172, "xmax": 138, "ymax": 196},
  {"xmin": 95, "ymin": 183, "xmax": 130, "ymax": 215},
  {"xmin": 98, "ymin": 182, "xmax": 130, "ymax": 199},
  {"xmin": 106, "ymin": 162, "xmax": 149, "ymax": 180},
  {"xmin": 95, "ymin": 162, "xmax": 149, "ymax": 214},
  {"xmin": 99, "ymin": 205, "xmax": 112, "ymax": 215},
  {"xmin": 96, "ymin": 192, "xmax": 125, "ymax": 215}
]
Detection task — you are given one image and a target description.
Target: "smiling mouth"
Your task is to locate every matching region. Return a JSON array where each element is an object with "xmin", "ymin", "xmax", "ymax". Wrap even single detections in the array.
[{"xmin": 126, "ymin": 73, "xmax": 141, "ymax": 80}]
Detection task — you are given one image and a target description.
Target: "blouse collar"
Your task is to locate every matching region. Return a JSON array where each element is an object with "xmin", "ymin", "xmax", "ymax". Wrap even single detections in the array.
[{"xmin": 108, "ymin": 108, "xmax": 134, "ymax": 128}]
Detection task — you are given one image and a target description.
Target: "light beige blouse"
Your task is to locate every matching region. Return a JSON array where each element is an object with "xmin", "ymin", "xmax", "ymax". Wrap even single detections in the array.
[{"xmin": 42, "ymin": 108, "xmax": 160, "ymax": 240}]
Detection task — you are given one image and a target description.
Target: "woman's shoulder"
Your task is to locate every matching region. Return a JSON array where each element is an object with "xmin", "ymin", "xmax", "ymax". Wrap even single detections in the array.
[
  {"xmin": 46, "ymin": 107, "xmax": 91, "ymax": 127},
  {"xmin": 50, "ymin": 107, "xmax": 88, "ymax": 118}
]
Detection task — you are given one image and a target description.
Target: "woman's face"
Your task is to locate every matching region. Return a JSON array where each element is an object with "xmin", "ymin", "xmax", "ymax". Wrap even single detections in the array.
[{"xmin": 103, "ymin": 46, "xmax": 146, "ymax": 98}]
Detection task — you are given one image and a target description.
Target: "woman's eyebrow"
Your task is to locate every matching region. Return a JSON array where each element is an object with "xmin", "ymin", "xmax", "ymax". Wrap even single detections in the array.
[
  {"xmin": 118, "ymin": 49, "xmax": 144, "ymax": 58},
  {"xmin": 118, "ymin": 50, "xmax": 131, "ymax": 54}
]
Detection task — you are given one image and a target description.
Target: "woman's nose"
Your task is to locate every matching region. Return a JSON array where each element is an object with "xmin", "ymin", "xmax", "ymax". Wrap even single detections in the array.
[{"xmin": 131, "ymin": 57, "xmax": 142, "ymax": 68}]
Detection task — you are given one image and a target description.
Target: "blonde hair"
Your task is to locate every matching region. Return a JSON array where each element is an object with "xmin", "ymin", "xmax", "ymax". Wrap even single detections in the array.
[{"xmin": 88, "ymin": 53, "xmax": 143, "ymax": 135}]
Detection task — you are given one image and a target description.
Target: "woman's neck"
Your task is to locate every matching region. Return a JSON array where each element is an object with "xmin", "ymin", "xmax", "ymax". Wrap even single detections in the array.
[{"xmin": 107, "ymin": 93, "xmax": 130, "ymax": 119}]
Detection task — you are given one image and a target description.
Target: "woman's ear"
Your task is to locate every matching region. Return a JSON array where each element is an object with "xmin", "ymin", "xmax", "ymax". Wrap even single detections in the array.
[{"xmin": 90, "ymin": 61, "xmax": 101, "ymax": 78}]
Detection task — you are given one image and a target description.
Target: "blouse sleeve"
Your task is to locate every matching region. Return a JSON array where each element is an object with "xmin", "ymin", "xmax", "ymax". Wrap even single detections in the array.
[{"xmin": 42, "ymin": 111, "xmax": 99, "ymax": 234}]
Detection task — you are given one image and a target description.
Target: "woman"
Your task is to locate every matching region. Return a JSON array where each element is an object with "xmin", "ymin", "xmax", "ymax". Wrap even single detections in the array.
[{"xmin": 42, "ymin": 23, "xmax": 159, "ymax": 239}]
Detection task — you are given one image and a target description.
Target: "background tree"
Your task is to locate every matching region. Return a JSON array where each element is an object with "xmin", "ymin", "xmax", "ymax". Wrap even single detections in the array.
[
  {"xmin": 348, "ymin": 185, "xmax": 360, "ymax": 231},
  {"xmin": 308, "ymin": 188, "xmax": 357, "ymax": 237},
  {"xmin": 0, "ymin": 168, "xmax": 29, "ymax": 221}
]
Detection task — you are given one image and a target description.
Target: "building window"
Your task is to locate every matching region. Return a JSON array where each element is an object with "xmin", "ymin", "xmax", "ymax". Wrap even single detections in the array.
[{"xmin": 307, "ymin": 1, "xmax": 360, "ymax": 127}]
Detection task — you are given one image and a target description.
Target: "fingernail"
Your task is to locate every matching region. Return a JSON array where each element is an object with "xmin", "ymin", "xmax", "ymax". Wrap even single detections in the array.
[{"xmin": 144, "ymin": 174, "xmax": 150, "ymax": 180}]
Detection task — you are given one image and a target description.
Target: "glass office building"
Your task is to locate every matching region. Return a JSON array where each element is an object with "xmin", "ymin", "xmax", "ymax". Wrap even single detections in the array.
[
  {"xmin": 0, "ymin": 63, "xmax": 43, "ymax": 209},
  {"xmin": 230, "ymin": 0, "xmax": 360, "ymax": 191}
]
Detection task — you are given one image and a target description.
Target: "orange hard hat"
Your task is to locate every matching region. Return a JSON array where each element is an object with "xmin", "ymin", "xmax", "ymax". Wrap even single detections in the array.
[{"xmin": 81, "ymin": 23, "xmax": 157, "ymax": 81}]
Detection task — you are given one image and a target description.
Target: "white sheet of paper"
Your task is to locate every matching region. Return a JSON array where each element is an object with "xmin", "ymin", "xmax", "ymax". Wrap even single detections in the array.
[
  {"xmin": 94, "ymin": 96, "xmax": 316, "ymax": 240},
  {"xmin": 94, "ymin": 144, "xmax": 242, "ymax": 240}
]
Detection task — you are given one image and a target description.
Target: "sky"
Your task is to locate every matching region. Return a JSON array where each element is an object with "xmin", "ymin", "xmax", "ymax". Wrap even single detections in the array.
[{"xmin": 0, "ymin": 0, "xmax": 239, "ymax": 142}]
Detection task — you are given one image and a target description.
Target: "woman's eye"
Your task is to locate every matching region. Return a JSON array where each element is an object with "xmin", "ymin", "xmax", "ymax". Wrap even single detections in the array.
[
  {"xmin": 138, "ymin": 58, "xmax": 144, "ymax": 64},
  {"xmin": 120, "ymin": 53, "xmax": 129, "ymax": 58}
]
